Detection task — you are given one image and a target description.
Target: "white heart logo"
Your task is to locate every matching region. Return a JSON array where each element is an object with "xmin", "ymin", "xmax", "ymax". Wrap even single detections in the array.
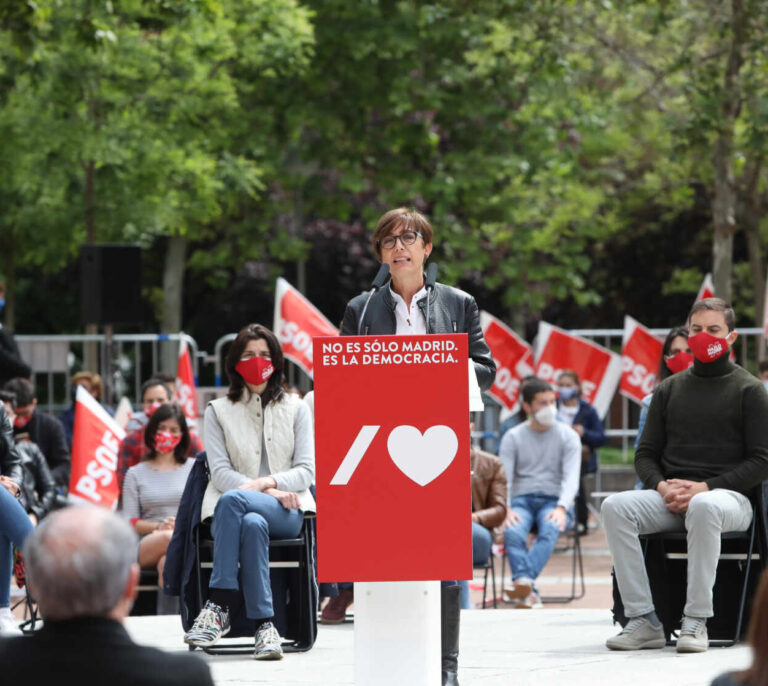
[{"xmin": 387, "ymin": 425, "xmax": 458, "ymax": 487}]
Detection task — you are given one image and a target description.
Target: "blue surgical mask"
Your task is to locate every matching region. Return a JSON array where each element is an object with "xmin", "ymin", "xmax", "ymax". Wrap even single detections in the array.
[
  {"xmin": 763, "ymin": 381, "xmax": 768, "ymax": 393},
  {"xmin": 557, "ymin": 386, "xmax": 580, "ymax": 402}
]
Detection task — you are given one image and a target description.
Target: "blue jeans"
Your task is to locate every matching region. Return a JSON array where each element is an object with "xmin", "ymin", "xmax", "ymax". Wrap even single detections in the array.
[
  {"xmin": 210, "ymin": 490, "xmax": 303, "ymax": 620},
  {"xmin": 0, "ymin": 485, "xmax": 34, "ymax": 607},
  {"xmin": 504, "ymin": 494, "xmax": 573, "ymax": 582},
  {"xmin": 460, "ymin": 522, "xmax": 494, "ymax": 608}
]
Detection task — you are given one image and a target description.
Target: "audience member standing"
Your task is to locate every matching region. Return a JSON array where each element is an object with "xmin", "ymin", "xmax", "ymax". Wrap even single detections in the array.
[
  {"xmin": 0, "ymin": 283, "xmax": 31, "ymax": 387},
  {"xmin": 555, "ymin": 370, "xmax": 605, "ymax": 532},
  {"xmin": 603, "ymin": 298, "xmax": 768, "ymax": 653},
  {"xmin": 0, "ymin": 506, "xmax": 214, "ymax": 685},
  {"xmin": 4, "ymin": 377, "xmax": 70, "ymax": 495},
  {"xmin": 0, "ymin": 402, "xmax": 33, "ymax": 635},
  {"xmin": 500, "ymin": 378, "xmax": 581, "ymax": 608}
]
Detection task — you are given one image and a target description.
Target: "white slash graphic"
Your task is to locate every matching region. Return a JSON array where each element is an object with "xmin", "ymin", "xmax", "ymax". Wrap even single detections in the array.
[{"xmin": 330, "ymin": 425, "xmax": 381, "ymax": 485}]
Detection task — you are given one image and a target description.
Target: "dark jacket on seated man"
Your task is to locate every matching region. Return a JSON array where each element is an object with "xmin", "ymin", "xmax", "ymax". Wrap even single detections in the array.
[
  {"xmin": 470, "ymin": 448, "xmax": 507, "ymax": 535},
  {"xmin": 17, "ymin": 441, "xmax": 56, "ymax": 521},
  {"xmin": 1, "ymin": 616, "xmax": 214, "ymax": 686},
  {"xmin": 0, "ymin": 404, "xmax": 22, "ymax": 486},
  {"xmin": 0, "ymin": 505, "xmax": 213, "ymax": 686},
  {"xmin": 14, "ymin": 410, "xmax": 70, "ymax": 492}
]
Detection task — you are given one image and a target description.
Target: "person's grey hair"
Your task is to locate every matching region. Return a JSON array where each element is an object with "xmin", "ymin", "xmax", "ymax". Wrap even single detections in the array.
[{"xmin": 23, "ymin": 506, "xmax": 139, "ymax": 620}]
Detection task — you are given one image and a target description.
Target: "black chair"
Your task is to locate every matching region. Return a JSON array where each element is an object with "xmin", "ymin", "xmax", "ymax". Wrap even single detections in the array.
[
  {"xmin": 189, "ymin": 516, "xmax": 317, "ymax": 654},
  {"xmin": 637, "ymin": 505, "xmax": 760, "ymax": 647},
  {"xmin": 475, "ymin": 553, "xmax": 497, "ymax": 609},
  {"xmin": 500, "ymin": 526, "xmax": 585, "ymax": 603}
]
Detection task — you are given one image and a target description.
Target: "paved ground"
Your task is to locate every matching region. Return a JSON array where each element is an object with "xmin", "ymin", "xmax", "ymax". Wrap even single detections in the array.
[
  {"xmin": 124, "ymin": 610, "xmax": 750, "ymax": 686},
  {"xmin": 119, "ymin": 526, "xmax": 750, "ymax": 685},
  {"xmin": 12, "ymin": 523, "xmax": 753, "ymax": 684}
]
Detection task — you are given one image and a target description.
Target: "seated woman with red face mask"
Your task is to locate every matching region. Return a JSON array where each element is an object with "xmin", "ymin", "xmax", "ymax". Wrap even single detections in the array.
[
  {"xmin": 122, "ymin": 403, "xmax": 194, "ymax": 585},
  {"xmin": 183, "ymin": 324, "xmax": 315, "ymax": 661},
  {"xmin": 634, "ymin": 326, "xmax": 693, "ymax": 451}
]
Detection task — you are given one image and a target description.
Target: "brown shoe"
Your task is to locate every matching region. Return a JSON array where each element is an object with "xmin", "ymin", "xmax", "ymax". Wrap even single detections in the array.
[{"xmin": 320, "ymin": 589, "xmax": 354, "ymax": 624}]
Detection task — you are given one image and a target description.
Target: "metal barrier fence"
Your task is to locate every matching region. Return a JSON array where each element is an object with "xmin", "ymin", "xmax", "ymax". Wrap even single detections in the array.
[
  {"xmin": 16, "ymin": 333, "xmax": 200, "ymax": 412},
  {"xmin": 17, "ymin": 326, "xmax": 766, "ymax": 460}
]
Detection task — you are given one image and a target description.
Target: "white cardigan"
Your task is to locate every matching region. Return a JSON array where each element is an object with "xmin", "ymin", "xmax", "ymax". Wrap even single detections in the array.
[{"xmin": 201, "ymin": 391, "xmax": 316, "ymax": 520}]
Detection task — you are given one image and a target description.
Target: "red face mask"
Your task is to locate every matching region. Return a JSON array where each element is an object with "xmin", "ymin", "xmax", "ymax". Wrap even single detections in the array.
[
  {"xmin": 154, "ymin": 431, "xmax": 182, "ymax": 454},
  {"xmin": 236, "ymin": 357, "xmax": 274, "ymax": 386},
  {"xmin": 13, "ymin": 414, "xmax": 31, "ymax": 429},
  {"xmin": 688, "ymin": 332, "xmax": 730, "ymax": 364},
  {"xmin": 665, "ymin": 351, "xmax": 694, "ymax": 374}
]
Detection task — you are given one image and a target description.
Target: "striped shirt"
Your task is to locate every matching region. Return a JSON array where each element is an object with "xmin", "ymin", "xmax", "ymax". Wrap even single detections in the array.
[{"xmin": 122, "ymin": 459, "xmax": 194, "ymax": 523}]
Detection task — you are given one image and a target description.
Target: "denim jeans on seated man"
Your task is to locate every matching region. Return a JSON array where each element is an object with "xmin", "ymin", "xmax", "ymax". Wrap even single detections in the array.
[
  {"xmin": 459, "ymin": 522, "xmax": 494, "ymax": 609},
  {"xmin": 504, "ymin": 493, "xmax": 574, "ymax": 585}
]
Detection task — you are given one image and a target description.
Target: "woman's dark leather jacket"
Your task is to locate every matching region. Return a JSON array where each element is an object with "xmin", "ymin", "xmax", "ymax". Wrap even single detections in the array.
[
  {"xmin": 0, "ymin": 404, "xmax": 23, "ymax": 486},
  {"xmin": 341, "ymin": 281, "xmax": 496, "ymax": 391}
]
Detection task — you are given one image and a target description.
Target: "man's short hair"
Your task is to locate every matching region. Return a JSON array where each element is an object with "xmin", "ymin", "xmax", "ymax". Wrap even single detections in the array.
[
  {"xmin": 4, "ymin": 377, "xmax": 35, "ymax": 407},
  {"xmin": 141, "ymin": 378, "xmax": 172, "ymax": 403},
  {"xmin": 522, "ymin": 378, "xmax": 553, "ymax": 405},
  {"xmin": 23, "ymin": 506, "xmax": 138, "ymax": 620},
  {"xmin": 759, "ymin": 361, "xmax": 768, "ymax": 374},
  {"xmin": 688, "ymin": 297, "xmax": 735, "ymax": 332},
  {"xmin": 556, "ymin": 369, "xmax": 580, "ymax": 386},
  {"xmin": 152, "ymin": 371, "xmax": 176, "ymax": 387},
  {"xmin": 0, "ymin": 389, "xmax": 16, "ymax": 409}
]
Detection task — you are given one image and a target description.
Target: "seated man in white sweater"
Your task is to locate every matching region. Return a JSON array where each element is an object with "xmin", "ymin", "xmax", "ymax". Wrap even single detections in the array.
[{"xmin": 499, "ymin": 378, "xmax": 581, "ymax": 608}]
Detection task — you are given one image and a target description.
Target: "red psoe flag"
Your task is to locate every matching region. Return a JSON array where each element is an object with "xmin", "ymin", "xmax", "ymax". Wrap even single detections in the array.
[
  {"xmin": 533, "ymin": 322, "xmax": 622, "ymax": 418},
  {"xmin": 480, "ymin": 311, "xmax": 534, "ymax": 410},
  {"xmin": 69, "ymin": 386, "xmax": 126, "ymax": 509},
  {"xmin": 620, "ymin": 316, "xmax": 664, "ymax": 404},
  {"xmin": 274, "ymin": 278, "xmax": 338, "ymax": 377},
  {"xmin": 696, "ymin": 273, "xmax": 715, "ymax": 302},
  {"xmin": 176, "ymin": 338, "xmax": 199, "ymax": 421}
]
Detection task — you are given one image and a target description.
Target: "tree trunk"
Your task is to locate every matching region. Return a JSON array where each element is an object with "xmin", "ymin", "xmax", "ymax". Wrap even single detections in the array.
[
  {"xmin": 160, "ymin": 235, "xmax": 188, "ymax": 374},
  {"xmin": 711, "ymin": 0, "xmax": 747, "ymax": 303},
  {"xmin": 84, "ymin": 159, "xmax": 96, "ymax": 244},
  {"xmin": 741, "ymin": 155, "xmax": 765, "ymax": 360},
  {"xmin": 4, "ymin": 259, "xmax": 15, "ymax": 333}
]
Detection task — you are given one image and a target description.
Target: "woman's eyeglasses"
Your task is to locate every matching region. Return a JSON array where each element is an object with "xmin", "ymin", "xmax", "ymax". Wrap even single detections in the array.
[{"xmin": 378, "ymin": 231, "xmax": 423, "ymax": 250}]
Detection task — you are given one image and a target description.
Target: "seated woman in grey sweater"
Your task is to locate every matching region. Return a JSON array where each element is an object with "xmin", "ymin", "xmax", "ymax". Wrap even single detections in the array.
[{"xmin": 122, "ymin": 403, "xmax": 194, "ymax": 586}]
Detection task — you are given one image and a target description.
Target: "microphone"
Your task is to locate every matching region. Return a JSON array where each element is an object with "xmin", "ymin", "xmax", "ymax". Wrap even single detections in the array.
[
  {"xmin": 358, "ymin": 264, "xmax": 390, "ymax": 335},
  {"xmin": 425, "ymin": 262, "xmax": 438, "ymax": 334}
]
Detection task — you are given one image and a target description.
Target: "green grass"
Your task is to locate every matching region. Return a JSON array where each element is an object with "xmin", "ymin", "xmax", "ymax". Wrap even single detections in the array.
[{"xmin": 599, "ymin": 445, "xmax": 634, "ymax": 465}]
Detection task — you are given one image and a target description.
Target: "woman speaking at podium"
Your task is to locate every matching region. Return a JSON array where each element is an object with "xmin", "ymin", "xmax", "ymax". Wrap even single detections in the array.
[{"xmin": 340, "ymin": 207, "xmax": 496, "ymax": 686}]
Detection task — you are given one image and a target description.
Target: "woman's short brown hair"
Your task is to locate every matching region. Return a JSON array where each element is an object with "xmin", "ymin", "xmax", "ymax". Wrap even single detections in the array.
[{"xmin": 372, "ymin": 208, "xmax": 434, "ymax": 260}]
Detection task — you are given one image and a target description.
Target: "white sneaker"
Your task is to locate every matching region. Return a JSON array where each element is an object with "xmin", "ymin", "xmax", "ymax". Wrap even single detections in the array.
[
  {"xmin": 516, "ymin": 590, "xmax": 543, "ymax": 609},
  {"xmin": 253, "ymin": 621, "xmax": 283, "ymax": 660},
  {"xmin": 0, "ymin": 608, "xmax": 22, "ymax": 636},
  {"xmin": 677, "ymin": 616, "xmax": 708, "ymax": 653},
  {"xmin": 606, "ymin": 617, "xmax": 665, "ymax": 650}
]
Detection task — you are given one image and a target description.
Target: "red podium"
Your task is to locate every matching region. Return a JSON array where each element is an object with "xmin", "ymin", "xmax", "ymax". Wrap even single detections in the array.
[{"xmin": 313, "ymin": 334, "xmax": 472, "ymax": 685}]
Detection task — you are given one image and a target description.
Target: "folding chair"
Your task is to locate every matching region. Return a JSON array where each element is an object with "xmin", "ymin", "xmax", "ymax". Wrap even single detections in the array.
[
  {"xmin": 189, "ymin": 516, "xmax": 317, "ymax": 654},
  {"xmin": 475, "ymin": 553, "xmax": 497, "ymax": 609},
  {"xmin": 639, "ymin": 511, "xmax": 759, "ymax": 647},
  {"xmin": 500, "ymin": 525, "xmax": 585, "ymax": 603}
]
